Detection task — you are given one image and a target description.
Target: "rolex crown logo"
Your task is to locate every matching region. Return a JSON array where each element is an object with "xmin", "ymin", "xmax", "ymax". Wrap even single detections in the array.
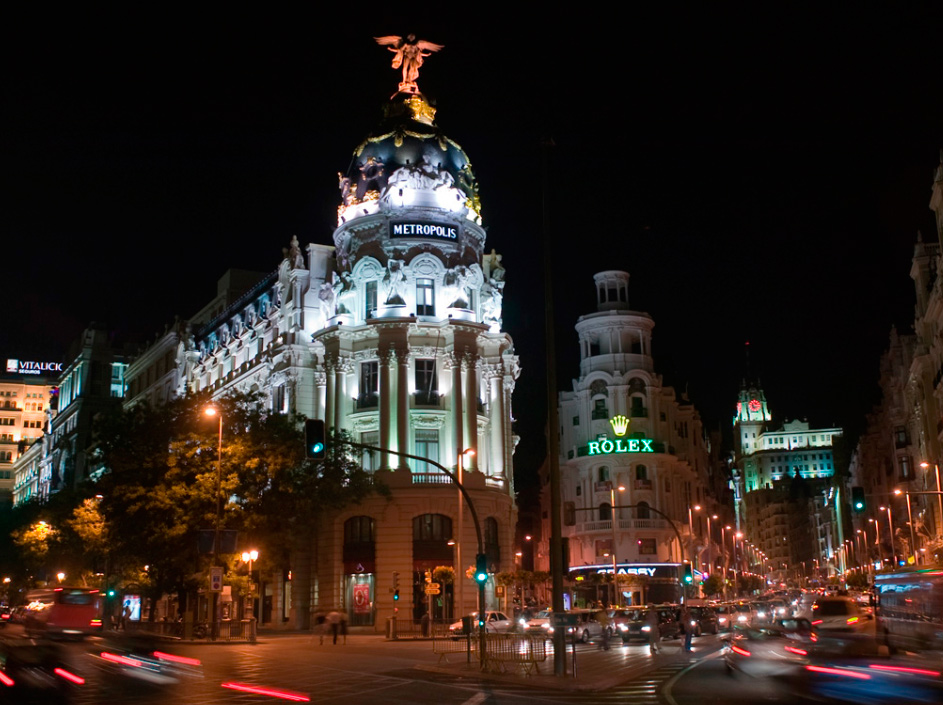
[{"xmin": 610, "ymin": 415, "xmax": 630, "ymax": 437}]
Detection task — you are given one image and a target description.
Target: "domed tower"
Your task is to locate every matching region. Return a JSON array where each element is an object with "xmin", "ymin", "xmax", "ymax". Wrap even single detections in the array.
[
  {"xmin": 309, "ymin": 61, "xmax": 520, "ymax": 625},
  {"xmin": 556, "ymin": 272, "xmax": 710, "ymax": 606}
]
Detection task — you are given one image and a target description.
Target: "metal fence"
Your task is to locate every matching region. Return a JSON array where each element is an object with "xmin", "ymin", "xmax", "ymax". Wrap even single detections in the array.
[
  {"xmin": 431, "ymin": 632, "xmax": 549, "ymax": 675},
  {"xmin": 387, "ymin": 617, "xmax": 455, "ymax": 639},
  {"xmin": 124, "ymin": 618, "xmax": 256, "ymax": 642}
]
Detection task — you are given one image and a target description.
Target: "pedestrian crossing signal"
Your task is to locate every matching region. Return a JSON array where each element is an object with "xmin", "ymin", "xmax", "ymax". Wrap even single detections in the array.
[{"xmin": 305, "ymin": 419, "xmax": 326, "ymax": 459}]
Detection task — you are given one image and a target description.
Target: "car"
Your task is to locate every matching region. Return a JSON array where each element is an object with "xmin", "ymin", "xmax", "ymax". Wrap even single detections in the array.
[
  {"xmin": 521, "ymin": 609, "xmax": 552, "ymax": 635},
  {"xmin": 688, "ymin": 606, "xmax": 718, "ymax": 636},
  {"xmin": 723, "ymin": 618, "xmax": 814, "ymax": 679},
  {"xmin": 752, "ymin": 601, "xmax": 774, "ymax": 626},
  {"xmin": 714, "ymin": 603, "xmax": 737, "ymax": 632},
  {"xmin": 0, "ymin": 604, "xmax": 12, "ymax": 627},
  {"xmin": 616, "ymin": 606, "xmax": 680, "ymax": 642},
  {"xmin": 448, "ymin": 611, "xmax": 515, "ymax": 636},
  {"xmin": 809, "ymin": 596, "xmax": 871, "ymax": 633},
  {"xmin": 556, "ymin": 609, "xmax": 605, "ymax": 643},
  {"xmin": 0, "ymin": 638, "xmax": 86, "ymax": 702}
]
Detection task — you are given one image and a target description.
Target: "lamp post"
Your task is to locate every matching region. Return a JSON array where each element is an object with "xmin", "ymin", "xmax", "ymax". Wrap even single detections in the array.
[
  {"xmin": 721, "ymin": 525, "xmax": 731, "ymax": 600},
  {"xmin": 456, "ymin": 447, "xmax": 475, "ymax": 623},
  {"xmin": 734, "ymin": 532, "xmax": 743, "ymax": 596},
  {"xmin": 688, "ymin": 504, "xmax": 702, "ymax": 570},
  {"xmin": 204, "ymin": 405, "xmax": 223, "ymax": 641},
  {"xmin": 869, "ymin": 517, "xmax": 882, "ymax": 569},
  {"xmin": 708, "ymin": 515, "xmax": 717, "ymax": 580},
  {"xmin": 919, "ymin": 462, "xmax": 943, "ymax": 542},
  {"xmin": 880, "ymin": 505, "xmax": 897, "ymax": 567},
  {"xmin": 609, "ymin": 484, "xmax": 625, "ymax": 605},
  {"xmin": 241, "ymin": 549, "xmax": 259, "ymax": 619},
  {"xmin": 895, "ymin": 488, "xmax": 918, "ymax": 565}
]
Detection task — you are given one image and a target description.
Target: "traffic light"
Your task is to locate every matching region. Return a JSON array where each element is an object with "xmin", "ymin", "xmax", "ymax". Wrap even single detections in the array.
[
  {"xmin": 304, "ymin": 419, "xmax": 326, "ymax": 459},
  {"xmin": 851, "ymin": 486, "xmax": 866, "ymax": 513},
  {"xmin": 392, "ymin": 571, "xmax": 400, "ymax": 601},
  {"xmin": 682, "ymin": 563, "xmax": 694, "ymax": 584},
  {"xmin": 474, "ymin": 554, "xmax": 489, "ymax": 584}
]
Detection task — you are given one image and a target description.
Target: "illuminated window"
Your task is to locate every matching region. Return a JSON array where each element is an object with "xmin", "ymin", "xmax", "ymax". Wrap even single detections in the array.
[
  {"xmin": 416, "ymin": 278, "xmax": 435, "ymax": 316},
  {"xmin": 365, "ymin": 280, "xmax": 377, "ymax": 320},
  {"xmin": 414, "ymin": 429, "xmax": 440, "ymax": 473},
  {"xmin": 638, "ymin": 538, "xmax": 656, "ymax": 555}
]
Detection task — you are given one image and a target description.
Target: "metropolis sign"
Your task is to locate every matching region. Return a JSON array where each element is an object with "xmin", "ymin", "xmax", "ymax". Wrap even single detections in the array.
[
  {"xmin": 5, "ymin": 359, "xmax": 62, "ymax": 376},
  {"xmin": 390, "ymin": 220, "xmax": 459, "ymax": 241}
]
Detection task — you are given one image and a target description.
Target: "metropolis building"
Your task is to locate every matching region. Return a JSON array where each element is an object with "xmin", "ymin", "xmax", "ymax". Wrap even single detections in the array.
[
  {"xmin": 140, "ymin": 74, "xmax": 521, "ymax": 628},
  {"xmin": 540, "ymin": 271, "xmax": 714, "ymax": 606}
]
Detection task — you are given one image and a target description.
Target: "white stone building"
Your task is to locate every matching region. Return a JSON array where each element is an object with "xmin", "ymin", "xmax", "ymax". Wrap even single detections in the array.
[
  {"xmin": 542, "ymin": 271, "xmax": 713, "ymax": 605},
  {"xmin": 177, "ymin": 89, "xmax": 520, "ymax": 628}
]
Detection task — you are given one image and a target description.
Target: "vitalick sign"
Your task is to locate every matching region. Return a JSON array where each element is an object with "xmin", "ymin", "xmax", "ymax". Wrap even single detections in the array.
[
  {"xmin": 5, "ymin": 359, "xmax": 62, "ymax": 376},
  {"xmin": 390, "ymin": 221, "xmax": 459, "ymax": 241}
]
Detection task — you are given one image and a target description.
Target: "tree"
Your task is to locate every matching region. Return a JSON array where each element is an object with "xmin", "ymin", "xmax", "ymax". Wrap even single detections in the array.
[
  {"xmin": 701, "ymin": 573, "xmax": 724, "ymax": 598},
  {"xmin": 92, "ymin": 391, "xmax": 384, "ymax": 625}
]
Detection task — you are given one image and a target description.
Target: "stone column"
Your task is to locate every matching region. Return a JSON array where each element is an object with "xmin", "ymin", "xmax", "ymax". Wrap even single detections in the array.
[
  {"xmin": 324, "ymin": 356, "xmax": 336, "ymax": 433},
  {"xmin": 463, "ymin": 354, "xmax": 478, "ymax": 472},
  {"xmin": 379, "ymin": 349, "xmax": 393, "ymax": 470},
  {"xmin": 334, "ymin": 359, "xmax": 350, "ymax": 432},
  {"xmin": 449, "ymin": 353, "xmax": 463, "ymax": 463},
  {"xmin": 314, "ymin": 370, "xmax": 327, "ymax": 421},
  {"xmin": 396, "ymin": 346, "xmax": 409, "ymax": 470},
  {"xmin": 488, "ymin": 367, "xmax": 504, "ymax": 479}
]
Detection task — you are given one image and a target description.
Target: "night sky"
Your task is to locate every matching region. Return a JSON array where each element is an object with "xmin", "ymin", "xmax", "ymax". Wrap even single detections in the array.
[{"xmin": 4, "ymin": 9, "xmax": 942, "ymax": 484}]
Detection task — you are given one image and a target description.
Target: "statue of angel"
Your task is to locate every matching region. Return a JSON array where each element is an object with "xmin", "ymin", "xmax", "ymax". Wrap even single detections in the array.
[{"xmin": 375, "ymin": 34, "xmax": 444, "ymax": 94}]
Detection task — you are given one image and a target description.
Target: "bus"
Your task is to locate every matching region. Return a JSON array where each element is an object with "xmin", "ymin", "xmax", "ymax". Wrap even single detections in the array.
[
  {"xmin": 24, "ymin": 587, "xmax": 103, "ymax": 639},
  {"xmin": 874, "ymin": 566, "xmax": 943, "ymax": 652}
]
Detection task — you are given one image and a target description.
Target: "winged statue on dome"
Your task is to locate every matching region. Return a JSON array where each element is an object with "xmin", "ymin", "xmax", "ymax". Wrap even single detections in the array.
[{"xmin": 375, "ymin": 34, "xmax": 443, "ymax": 94}]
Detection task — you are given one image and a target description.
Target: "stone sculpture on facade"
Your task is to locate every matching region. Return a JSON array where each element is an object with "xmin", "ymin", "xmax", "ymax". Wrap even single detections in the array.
[
  {"xmin": 383, "ymin": 259, "xmax": 408, "ymax": 305},
  {"xmin": 356, "ymin": 156, "xmax": 387, "ymax": 201},
  {"xmin": 333, "ymin": 271, "xmax": 356, "ymax": 314},
  {"xmin": 443, "ymin": 265, "xmax": 470, "ymax": 309}
]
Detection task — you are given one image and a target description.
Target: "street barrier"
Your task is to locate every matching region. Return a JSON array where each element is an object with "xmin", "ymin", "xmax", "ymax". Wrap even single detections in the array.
[{"xmin": 482, "ymin": 633, "xmax": 548, "ymax": 675}]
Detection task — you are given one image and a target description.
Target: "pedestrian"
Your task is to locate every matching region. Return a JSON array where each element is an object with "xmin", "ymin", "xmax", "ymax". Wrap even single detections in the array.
[
  {"xmin": 645, "ymin": 608, "xmax": 660, "ymax": 654},
  {"xmin": 596, "ymin": 609, "xmax": 611, "ymax": 651},
  {"xmin": 680, "ymin": 605, "xmax": 694, "ymax": 652},
  {"xmin": 326, "ymin": 610, "xmax": 342, "ymax": 645},
  {"xmin": 340, "ymin": 612, "xmax": 348, "ymax": 644},
  {"xmin": 315, "ymin": 612, "xmax": 326, "ymax": 645}
]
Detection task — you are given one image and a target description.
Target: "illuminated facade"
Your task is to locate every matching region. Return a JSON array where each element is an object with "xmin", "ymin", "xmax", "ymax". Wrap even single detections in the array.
[
  {"xmin": 543, "ymin": 271, "xmax": 713, "ymax": 605},
  {"xmin": 733, "ymin": 380, "xmax": 843, "ymax": 584},
  {"xmin": 1, "ymin": 361, "xmax": 58, "ymax": 503},
  {"xmin": 177, "ymin": 88, "xmax": 519, "ymax": 629}
]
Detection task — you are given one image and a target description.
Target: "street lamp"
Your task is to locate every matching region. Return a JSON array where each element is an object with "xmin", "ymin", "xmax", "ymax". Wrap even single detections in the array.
[
  {"xmin": 919, "ymin": 461, "xmax": 943, "ymax": 542},
  {"xmin": 56, "ymin": 572, "xmax": 65, "ymax": 583},
  {"xmin": 609, "ymin": 484, "xmax": 625, "ymax": 604},
  {"xmin": 880, "ymin": 505, "xmax": 897, "ymax": 566},
  {"xmin": 688, "ymin": 505, "xmax": 702, "ymax": 568},
  {"xmin": 241, "ymin": 549, "xmax": 259, "ymax": 619},
  {"xmin": 204, "ymin": 405, "xmax": 224, "ymax": 640},
  {"xmin": 455, "ymin": 447, "xmax": 475, "ymax": 621},
  {"xmin": 895, "ymin": 488, "xmax": 918, "ymax": 564}
]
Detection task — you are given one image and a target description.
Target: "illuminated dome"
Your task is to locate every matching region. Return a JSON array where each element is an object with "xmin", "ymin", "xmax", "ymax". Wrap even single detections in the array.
[{"xmin": 336, "ymin": 93, "xmax": 481, "ymax": 226}]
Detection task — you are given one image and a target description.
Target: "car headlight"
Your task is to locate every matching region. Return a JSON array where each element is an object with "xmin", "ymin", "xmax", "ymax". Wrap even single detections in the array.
[
  {"xmin": 641, "ymin": 625, "xmax": 651, "ymax": 632},
  {"xmin": 519, "ymin": 619, "xmax": 527, "ymax": 626},
  {"xmin": 737, "ymin": 614, "xmax": 747, "ymax": 622},
  {"xmin": 690, "ymin": 621, "xmax": 696, "ymax": 627},
  {"xmin": 756, "ymin": 612, "xmax": 766, "ymax": 618},
  {"xmin": 618, "ymin": 624, "xmax": 628, "ymax": 631}
]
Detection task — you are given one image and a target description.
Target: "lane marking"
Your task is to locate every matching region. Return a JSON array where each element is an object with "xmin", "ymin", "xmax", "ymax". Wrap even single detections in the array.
[{"xmin": 460, "ymin": 693, "xmax": 488, "ymax": 705}]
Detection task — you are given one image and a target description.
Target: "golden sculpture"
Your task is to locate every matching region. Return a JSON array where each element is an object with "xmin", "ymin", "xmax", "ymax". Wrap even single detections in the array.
[{"xmin": 374, "ymin": 34, "xmax": 443, "ymax": 95}]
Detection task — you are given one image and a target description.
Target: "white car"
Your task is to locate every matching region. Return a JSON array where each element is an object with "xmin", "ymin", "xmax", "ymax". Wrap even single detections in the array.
[{"xmin": 448, "ymin": 611, "xmax": 514, "ymax": 636}]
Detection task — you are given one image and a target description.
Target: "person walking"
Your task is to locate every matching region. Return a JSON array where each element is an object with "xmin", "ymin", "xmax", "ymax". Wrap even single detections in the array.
[
  {"xmin": 680, "ymin": 605, "xmax": 694, "ymax": 652},
  {"xmin": 645, "ymin": 608, "xmax": 660, "ymax": 654},
  {"xmin": 596, "ymin": 609, "xmax": 611, "ymax": 651},
  {"xmin": 326, "ymin": 610, "xmax": 342, "ymax": 645}
]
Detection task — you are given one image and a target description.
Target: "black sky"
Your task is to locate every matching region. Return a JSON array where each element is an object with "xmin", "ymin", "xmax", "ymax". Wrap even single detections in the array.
[{"xmin": 3, "ymin": 8, "xmax": 942, "ymax": 480}]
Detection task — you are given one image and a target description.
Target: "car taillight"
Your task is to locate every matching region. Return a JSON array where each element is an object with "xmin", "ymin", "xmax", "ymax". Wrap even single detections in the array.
[
  {"xmin": 90, "ymin": 619, "xmax": 102, "ymax": 627},
  {"xmin": 846, "ymin": 617, "xmax": 859, "ymax": 625},
  {"xmin": 812, "ymin": 619, "xmax": 823, "ymax": 625},
  {"xmin": 730, "ymin": 644, "xmax": 751, "ymax": 657}
]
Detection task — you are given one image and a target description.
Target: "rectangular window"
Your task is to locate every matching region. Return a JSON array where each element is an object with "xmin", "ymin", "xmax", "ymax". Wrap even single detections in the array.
[
  {"xmin": 638, "ymin": 538, "xmax": 656, "ymax": 555},
  {"xmin": 414, "ymin": 359, "xmax": 437, "ymax": 404},
  {"xmin": 416, "ymin": 278, "xmax": 435, "ymax": 316},
  {"xmin": 365, "ymin": 280, "xmax": 377, "ymax": 320},
  {"xmin": 899, "ymin": 455, "xmax": 914, "ymax": 481},
  {"xmin": 361, "ymin": 431, "xmax": 379, "ymax": 472},
  {"xmin": 414, "ymin": 429, "xmax": 440, "ymax": 474}
]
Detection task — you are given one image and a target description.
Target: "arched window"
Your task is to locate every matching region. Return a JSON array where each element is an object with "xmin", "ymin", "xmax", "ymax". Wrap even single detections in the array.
[
  {"xmin": 636, "ymin": 501, "xmax": 650, "ymax": 519},
  {"xmin": 635, "ymin": 464, "xmax": 647, "ymax": 481},
  {"xmin": 599, "ymin": 503, "xmax": 612, "ymax": 520},
  {"xmin": 344, "ymin": 516, "xmax": 375, "ymax": 545},
  {"xmin": 413, "ymin": 513, "xmax": 453, "ymax": 563}
]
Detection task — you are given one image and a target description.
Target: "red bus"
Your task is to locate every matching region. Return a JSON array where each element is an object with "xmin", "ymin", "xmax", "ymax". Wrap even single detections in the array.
[{"xmin": 24, "ymin": 587, "xmax": 103, "ymax": 639}]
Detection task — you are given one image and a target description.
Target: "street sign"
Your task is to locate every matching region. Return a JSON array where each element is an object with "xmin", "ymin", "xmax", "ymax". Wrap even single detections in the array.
[
  {"xmin": 210, "ymin": 566, "xmax": 223, "ymax": 592},
  {"xmin": 428, "ymin": 582, "xmax": 440, "ymax": 590},
  {"xmin": 424, "ymin": 586, "xmax": 440, "ymax": 595}
]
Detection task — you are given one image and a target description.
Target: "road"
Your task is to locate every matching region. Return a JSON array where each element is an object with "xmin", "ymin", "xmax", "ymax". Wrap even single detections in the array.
[{"xmin": 2, "ymin": 625, "xmax": 727, "ymax": 704}]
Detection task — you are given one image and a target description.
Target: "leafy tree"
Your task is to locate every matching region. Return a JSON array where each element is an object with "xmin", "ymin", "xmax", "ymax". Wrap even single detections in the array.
[
  {"xmin": 701, "ymin": 573, "xmax": 724, "ymax": 597},
  {"xmin": 92, "ymin": 391, "xmax": 383, "ymax": 626}
]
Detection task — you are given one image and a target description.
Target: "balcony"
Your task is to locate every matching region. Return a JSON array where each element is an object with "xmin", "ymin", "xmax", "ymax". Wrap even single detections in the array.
[
  {"xmin": 634, "ymin": 479, "xmax": 653, "ymax": 490},
  {"xmin": 412, "ymin": 390, "xmax": 440, "ymax": 407},
  {"xmin": 355, "ymin": 393, "xmax": 379, "ymax": 410}
]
